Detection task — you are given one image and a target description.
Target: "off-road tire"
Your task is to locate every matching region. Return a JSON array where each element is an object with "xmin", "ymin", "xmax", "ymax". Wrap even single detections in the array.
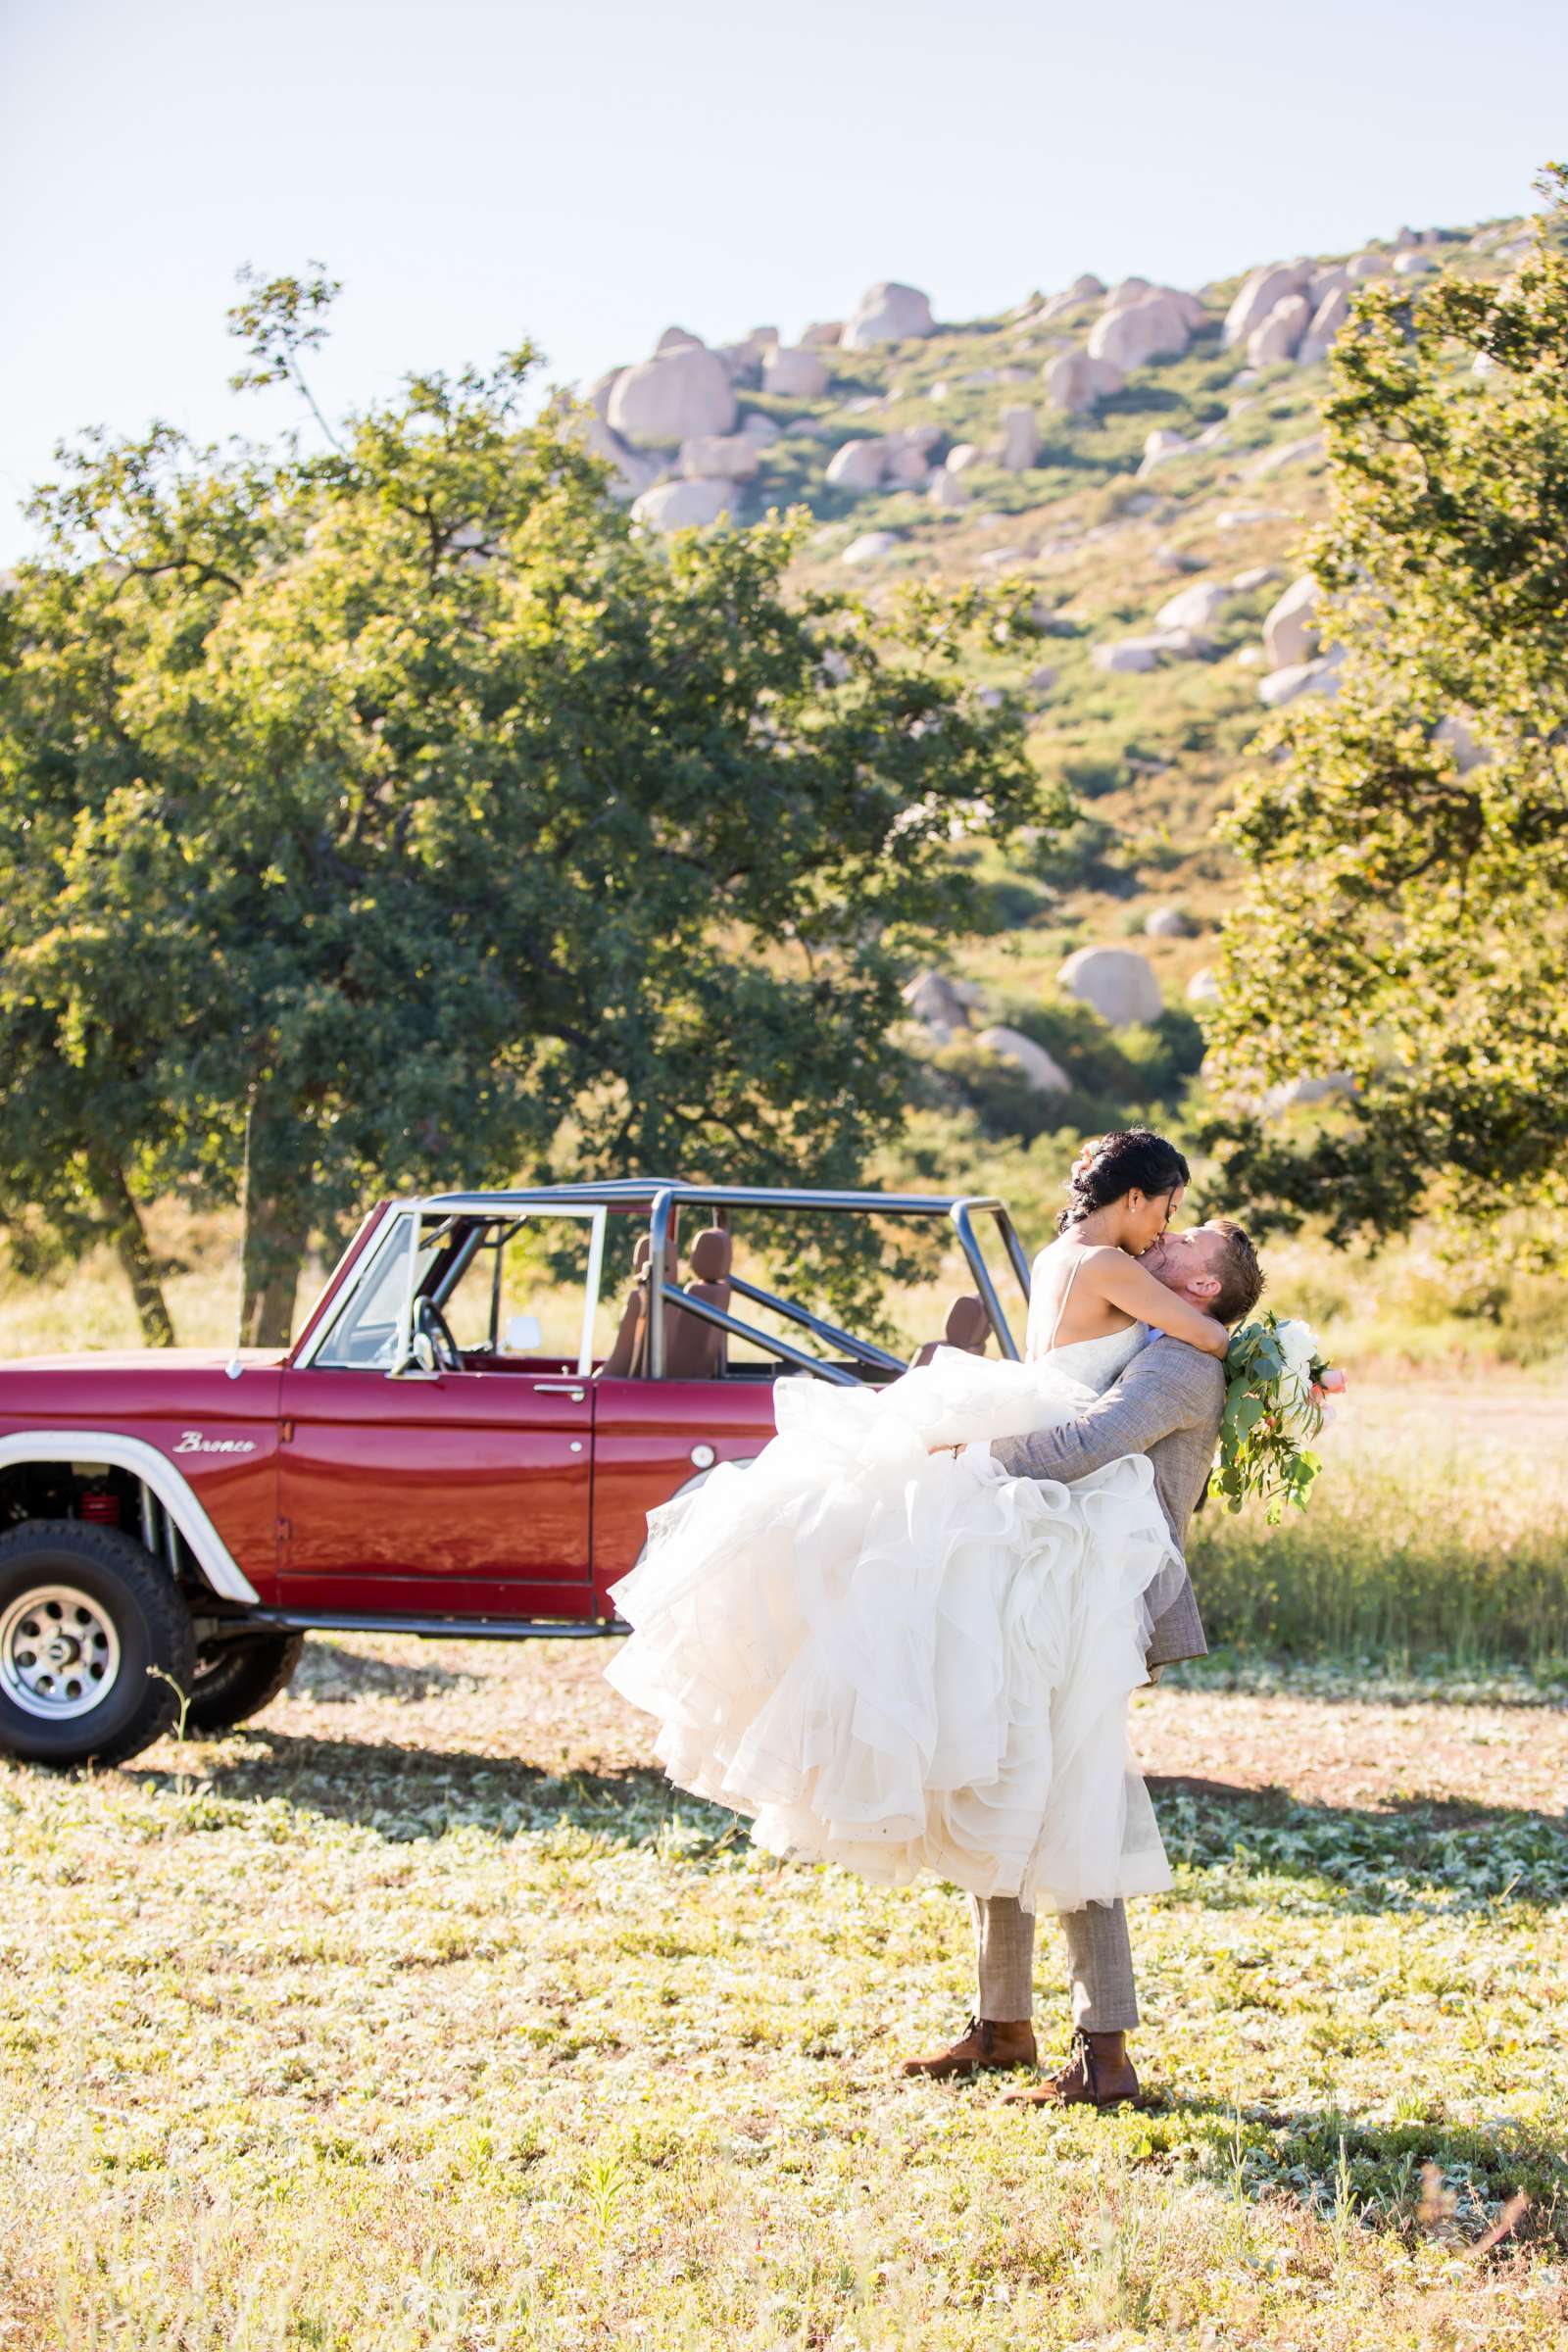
[
  {"xmin": 184, "ymin": 1631, "xmax": 305, "ymax": 1733},
  {"xmin": 0, "ymin": 1521, "xmax": 196, "ymax": 1769}
]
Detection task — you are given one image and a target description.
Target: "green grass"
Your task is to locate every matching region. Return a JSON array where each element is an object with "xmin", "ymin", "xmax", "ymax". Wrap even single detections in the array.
[
  {"xmin": 2, "ymin": 1639, "xmax": 1564, "ymax": 2348},
  {"xmin": 1189, "ymin": 1377, "xmax": 1568, "ymax": 1671},
  {"xmin": 1194, "ymin": 1516, "xmax": 1568, "ymax": 1676}
]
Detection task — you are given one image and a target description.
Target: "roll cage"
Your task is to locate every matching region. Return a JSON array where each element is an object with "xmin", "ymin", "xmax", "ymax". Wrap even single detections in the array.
[{"xmin": 293, "ymin": 1181, "xmax": 1034, "ymax": 1385}]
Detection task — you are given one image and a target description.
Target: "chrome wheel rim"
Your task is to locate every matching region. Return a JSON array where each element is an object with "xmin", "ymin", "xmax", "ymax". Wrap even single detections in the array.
[{"xmin": 0, "ymin": 1584, "xmax": 122, "ymax": 1720}]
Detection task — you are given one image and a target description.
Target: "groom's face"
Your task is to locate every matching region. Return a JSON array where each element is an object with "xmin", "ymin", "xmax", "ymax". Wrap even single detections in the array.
[{"xmin": 1142, "ymin": 1224, "xmax": 1226, "ymax": 1308}]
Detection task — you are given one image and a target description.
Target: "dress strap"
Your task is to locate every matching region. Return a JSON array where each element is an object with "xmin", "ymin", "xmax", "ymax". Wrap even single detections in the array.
[{"xmin": 1044, "ymin": 1249, "xmax": 1083, "ymax": 1351}]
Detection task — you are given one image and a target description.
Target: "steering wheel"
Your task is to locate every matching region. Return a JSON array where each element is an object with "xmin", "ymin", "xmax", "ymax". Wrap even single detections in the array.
[{"xmin": 414, "ymin": 1295, "xmax": 464, "ymax": 1372}]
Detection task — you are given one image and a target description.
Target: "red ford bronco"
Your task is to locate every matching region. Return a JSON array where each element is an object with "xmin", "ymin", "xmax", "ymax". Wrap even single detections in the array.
[{"xmin": 0, "ymin": 1182, "xmax": 1031, "ymax": 1767}]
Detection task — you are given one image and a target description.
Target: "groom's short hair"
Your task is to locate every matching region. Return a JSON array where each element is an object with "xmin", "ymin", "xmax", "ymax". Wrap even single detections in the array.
[{"xmin": 1206, "ymin": 1219, "xmax": 1264, "ymax": 1325}]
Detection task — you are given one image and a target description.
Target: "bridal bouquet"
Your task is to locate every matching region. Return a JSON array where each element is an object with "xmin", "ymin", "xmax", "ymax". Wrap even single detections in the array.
[{"xmin": 1209, "ymin": 1312, "xmax": 1347, "ymax": 1522}]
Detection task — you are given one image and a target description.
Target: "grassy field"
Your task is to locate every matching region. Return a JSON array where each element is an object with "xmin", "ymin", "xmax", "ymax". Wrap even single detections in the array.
[
  {"xmin": 3, "ymin": 1628, "xmax": 1565, "ymax": 2350},
  {"xmin": 3, "ymin": 1211, "xmax": 1565, "ymax": 2343},
  {"xmin": 1190, "ymin": 1376, "xmax": 1568, "ymax": 1673},
  {"xmin": 7, "ymin": 212, "xmax": 1564, "ymax": 2345}
]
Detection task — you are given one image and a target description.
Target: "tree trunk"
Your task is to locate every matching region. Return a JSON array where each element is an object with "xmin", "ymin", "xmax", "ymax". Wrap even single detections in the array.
[
  {"xmin": 239, "ymin": 1186, "xmax": 311, "ymax": 1348},
  {"xmin": 92, "ymin": 1157, "xmax": 175, "ymax": 1349}
]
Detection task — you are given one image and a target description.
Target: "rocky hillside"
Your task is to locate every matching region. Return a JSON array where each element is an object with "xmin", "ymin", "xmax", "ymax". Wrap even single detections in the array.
[{"xmin": 581, "ymin": 216, "xmax": 1534, "ymax": 1118}]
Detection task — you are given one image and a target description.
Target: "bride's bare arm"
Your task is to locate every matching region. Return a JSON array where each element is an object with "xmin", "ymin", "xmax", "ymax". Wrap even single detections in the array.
[{"xmin": 1087, "ymin": 1248, "xmax": 1230, "ymax": 1358}]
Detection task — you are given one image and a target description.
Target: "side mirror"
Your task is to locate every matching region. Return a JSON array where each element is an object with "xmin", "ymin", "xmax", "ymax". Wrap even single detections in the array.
[{"xmin": 504, "ymin": 1313, "xmax": 543, "ymax": 1352}]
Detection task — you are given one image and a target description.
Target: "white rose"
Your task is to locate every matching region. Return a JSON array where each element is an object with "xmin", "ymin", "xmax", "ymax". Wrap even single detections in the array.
[
  {"xmin": 1273, "ymin": 1317, "xmax": 1317, "ymax": 1378},
  {"xmin": 1272, "ymin": 1317, "xmax": 1319, "ymax": 1424}
]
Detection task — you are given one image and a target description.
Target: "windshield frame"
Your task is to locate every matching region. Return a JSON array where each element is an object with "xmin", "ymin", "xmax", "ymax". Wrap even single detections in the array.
[{"xmin": 297, "ymin": 1204, "xmax": 608, "ymax": 1377}]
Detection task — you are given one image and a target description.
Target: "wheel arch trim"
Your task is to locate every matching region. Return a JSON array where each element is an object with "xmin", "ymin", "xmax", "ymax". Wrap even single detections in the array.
[{"xmin": 0, "ymin": 1433, "xmax": 261, "ymax": 1605}]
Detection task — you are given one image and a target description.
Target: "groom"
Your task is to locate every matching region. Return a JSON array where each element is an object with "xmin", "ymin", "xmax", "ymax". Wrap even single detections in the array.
[{"xmin": 902, "ymin": 1217, "xmax": 1265, "ymax": 2109}]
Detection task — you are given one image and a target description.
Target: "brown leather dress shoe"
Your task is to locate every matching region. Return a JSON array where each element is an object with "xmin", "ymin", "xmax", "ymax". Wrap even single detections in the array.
[
  {"xmin": 901, "ymin": 2014, "xmax": 1038, "ymax": 2080},
  {"xmin": 1002, "ymin": 2030, "xmax": 1141, "ymax": 2110}
]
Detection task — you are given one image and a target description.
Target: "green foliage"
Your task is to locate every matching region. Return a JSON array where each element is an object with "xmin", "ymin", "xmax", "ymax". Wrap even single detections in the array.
[
  {"xmin": 0, "ymin": 273, "xmax": 1050, "ymax": 1341},
  {"xmin": 927, "ymin": 992, "xmax": 1201, "ymax": 1149},
  {"xmin": 1207, "ymin": 168, "xmax": 1568, "ymax": 1258},
  {"xmin": 1024, "ymin": 809, "xmax": 1134, "ymax": 891},
  {"xmin": 968, "ymin": 870, "xmax": 1055, "ymax": 930},
  {"xmin": 1209, "ymin": 1313, "xmax": 1326, "ymax": 1523},
  {"xmin": 1054, "ymin": 752, "xmax": 1122, "ymax": 801}
]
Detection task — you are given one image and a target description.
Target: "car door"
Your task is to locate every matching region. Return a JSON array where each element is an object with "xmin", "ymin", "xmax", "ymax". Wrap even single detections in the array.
[{"xmin": 276, "ymin": 1205, "xmax": 604, "ymax": 1619}]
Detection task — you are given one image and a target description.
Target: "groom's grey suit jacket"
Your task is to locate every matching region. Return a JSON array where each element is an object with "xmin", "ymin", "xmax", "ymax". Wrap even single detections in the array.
[{"xmin": 991, "ymin": 1337, "xmax": 1224, "ymax": 1668}]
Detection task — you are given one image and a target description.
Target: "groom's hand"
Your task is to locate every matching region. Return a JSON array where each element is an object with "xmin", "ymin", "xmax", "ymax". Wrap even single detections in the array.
[{"xmin": 990, "ymin": 1340, "xmax": 1222, "ymax": 1488}]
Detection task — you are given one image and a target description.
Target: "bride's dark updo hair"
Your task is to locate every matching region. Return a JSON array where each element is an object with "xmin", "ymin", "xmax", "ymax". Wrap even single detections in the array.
[{"xmin": 1056, "ymin": 1127, "xmax": 1192, "ymax": 1233}]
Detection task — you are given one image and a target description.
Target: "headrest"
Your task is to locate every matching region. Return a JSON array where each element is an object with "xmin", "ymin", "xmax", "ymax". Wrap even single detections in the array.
[
  {"xmin": 944, "ymin": 1294, "xmax": 989, "ymax": 1351},
  {"xmin": 632, "ymin": 1233, "xmax": 679, "ymax": 1282},
  {"xmin": 688, "ymin": 1227, "xmax": 733, "ymax": 1283}
]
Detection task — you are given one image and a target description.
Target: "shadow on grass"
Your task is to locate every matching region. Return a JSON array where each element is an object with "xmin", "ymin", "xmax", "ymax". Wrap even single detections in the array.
[
  {"xmin": 129, "ymin": 1726, "xmax": 728, "ymax": 1847},
  {"xmin": 1174, "ymin": 1650, "xmax": 1568, "ymax": 1708},
  {"xmin": 288, "ymin": 1642, "xmax": 479, "ymax": 1705},
  {"xmin": 125, "ymin": 1728, "xmax": 1568, "ymax": 1909},
  {"xmin": 1040, "ymin": 2088, "xmax": 1568, "ymax": 2252},
  {"xmin": 1149, "ymin": 1775, "xmax": 1567, "ymax": 1911}
]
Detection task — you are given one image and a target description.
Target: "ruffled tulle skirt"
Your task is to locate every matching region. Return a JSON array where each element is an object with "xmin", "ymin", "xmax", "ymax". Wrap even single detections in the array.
[{"xmin": 604, "ymin": 1347, "xmax": 1177, "ymax": 1914}]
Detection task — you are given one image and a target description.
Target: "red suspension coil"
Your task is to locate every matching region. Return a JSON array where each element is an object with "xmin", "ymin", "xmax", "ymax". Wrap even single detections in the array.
[{"xmin": 79, "ymin": 1491, "xmax": 121, "ymax": 1527}]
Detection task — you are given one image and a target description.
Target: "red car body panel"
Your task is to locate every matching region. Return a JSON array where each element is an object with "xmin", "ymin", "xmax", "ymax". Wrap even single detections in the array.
[
  {"xmin": 1, "ymin": 1183, "xmax": 1016, "ymax": 1635},
  {"xmin": 589, "ymin": 1376, "xmax": 776, "ymax": 1588},
  {"xmin": 276, "ymin": 1361, "xmax": 595, "ymax": 1609},
  {"xmin": 0, "ymin": 1183, "xmax": 1028, "ymax": 1773},
  {"xmin": 0, "ymin": 1284, "xmax": 779, "ymax": 1623},
  {"xmin": 0, "ymin": 1348, "xmax": 287, "ymax": 1599}
]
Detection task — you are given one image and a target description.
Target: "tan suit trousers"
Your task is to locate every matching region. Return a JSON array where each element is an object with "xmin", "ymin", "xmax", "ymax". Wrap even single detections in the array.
[{"xmin": 972, "ymin": 1893, "xmax": 1139, "ymax": 2033}]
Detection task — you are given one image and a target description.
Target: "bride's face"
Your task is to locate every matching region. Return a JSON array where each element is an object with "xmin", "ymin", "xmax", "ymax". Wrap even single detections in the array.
[{"xmin": 1126, "ymin": 1184, "xmax": 1183, "ymax": 1256}]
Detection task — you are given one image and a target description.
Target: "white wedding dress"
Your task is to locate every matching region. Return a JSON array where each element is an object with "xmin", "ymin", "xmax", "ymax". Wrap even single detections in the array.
[{"xmin": 605, "ymin": 1306, "xmax": 1178, "ymax": 1916}]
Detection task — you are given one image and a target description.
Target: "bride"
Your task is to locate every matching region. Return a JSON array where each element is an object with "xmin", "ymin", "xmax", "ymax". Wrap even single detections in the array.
[{"xmin": 604, "ymin": 1129, "xmax": 1229, "ymax": 1917}]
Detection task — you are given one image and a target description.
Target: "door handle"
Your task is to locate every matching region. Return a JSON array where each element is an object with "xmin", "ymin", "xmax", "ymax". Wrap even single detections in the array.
[{"xmin": 534, "ymin": 1382, "xmax": 586, "ymax": 1400}]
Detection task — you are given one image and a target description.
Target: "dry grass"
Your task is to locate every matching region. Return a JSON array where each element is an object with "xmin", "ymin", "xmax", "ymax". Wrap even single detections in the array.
[
  {"xmin": 1190, "ymin": 1373, "xmax": 1568, "ymax": 1671},
  {"xmin": 1, "ymin": 1629, "xmax": 1564, "ymax": 2350},
  {"xmin": 0, "ymin": 1201, "xmax": 329, "ymax": 1358},
  {"xmin": 8, "ymin": 1195, "xmax": 1568, "ymax": 1376}
]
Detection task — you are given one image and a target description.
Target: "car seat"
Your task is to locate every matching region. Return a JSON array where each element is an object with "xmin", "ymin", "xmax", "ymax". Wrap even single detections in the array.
[
  {"xmin": 598, "ymin": 1231, "xmax": 678, "ymax": 1378},
  {"xmin": 910, "ymin": 1293, "xmax": 990, "ymax": 1367},
  {"xmin": 663, "ymin": 1228, "xmax": 734, "ymax": 1379}
]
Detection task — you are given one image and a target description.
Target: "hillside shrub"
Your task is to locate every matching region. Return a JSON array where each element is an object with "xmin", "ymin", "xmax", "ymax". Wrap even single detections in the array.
[{"xmin": 923, "ymin": 996, "xmax": 1202, "ymax": 1146}]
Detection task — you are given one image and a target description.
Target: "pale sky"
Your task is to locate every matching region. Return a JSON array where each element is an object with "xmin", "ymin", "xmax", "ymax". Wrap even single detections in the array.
[{"xmin": 2, "ymin": 0, "xmax": 1562, "ymax": 562}]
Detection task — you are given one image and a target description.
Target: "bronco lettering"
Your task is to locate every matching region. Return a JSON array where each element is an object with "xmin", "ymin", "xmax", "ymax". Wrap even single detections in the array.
[{"xmin": 173, "ymin": 1431, "xmax": 257, "ymax": 1455}]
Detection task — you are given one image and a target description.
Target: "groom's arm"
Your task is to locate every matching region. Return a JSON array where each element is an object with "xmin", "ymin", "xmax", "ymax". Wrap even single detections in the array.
[{"xmin": 992, "ymin": 1340, "xmax": 1222, "ymax": 1484}]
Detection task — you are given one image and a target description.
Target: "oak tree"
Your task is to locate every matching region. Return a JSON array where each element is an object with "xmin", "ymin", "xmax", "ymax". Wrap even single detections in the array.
[{"xmin": 0, "ymin": 273, "xmax": 1053, "ymax": 1342}]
